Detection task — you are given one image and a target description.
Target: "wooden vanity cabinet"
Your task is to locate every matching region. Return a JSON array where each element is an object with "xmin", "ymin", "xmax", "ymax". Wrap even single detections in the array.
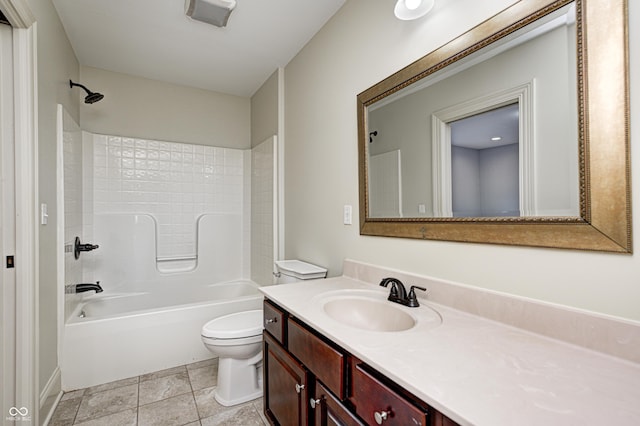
[
  {"xmin": 264, "ymin": 332, "xmax": 310, "ymax": 426},
  {"xmin": 263, "ymin": 299, "xmax": 459, "ymax": 426}
]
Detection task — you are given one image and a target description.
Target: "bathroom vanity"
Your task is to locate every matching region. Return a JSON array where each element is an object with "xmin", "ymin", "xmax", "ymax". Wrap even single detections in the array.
[
  {"xmin": 259, "ymin": 261, "xmax": 640, "ymax": 426},
  {"xmin": 263, "ymin": 298, "xmax": 457, "ymax": 426}
]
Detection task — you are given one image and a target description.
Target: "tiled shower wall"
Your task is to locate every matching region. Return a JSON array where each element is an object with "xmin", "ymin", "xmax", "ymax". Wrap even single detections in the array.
[
  {"xmin": 251, "ymin": 137, "xmax": 276, "ymax": 286},
  {"xmin": 61, "ymin": 107, "xmax": 84, "ymax": 320},
  {"xmin": 88, "ymin": 133, "xmax": 247, "ymax": 261}
]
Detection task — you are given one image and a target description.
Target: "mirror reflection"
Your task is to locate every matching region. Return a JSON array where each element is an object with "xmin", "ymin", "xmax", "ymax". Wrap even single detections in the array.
[{"xmin": 366, "ymin": 3, "xmax": 578, "ymax": 219}]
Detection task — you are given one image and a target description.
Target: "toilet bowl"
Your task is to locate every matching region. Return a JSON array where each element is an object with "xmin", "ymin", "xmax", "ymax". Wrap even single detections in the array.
[
  {"xmin": 201, "ymin": 260, "xmax": 327, "ymax": 406},
  {"xmin": 201, "ymin": 310, "xmax": 264, "ymax": 406}
]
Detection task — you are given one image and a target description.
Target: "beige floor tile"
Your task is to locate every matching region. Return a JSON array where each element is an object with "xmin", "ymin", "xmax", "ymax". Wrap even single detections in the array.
[
  {"xmin": 187, "ymin": 364, "xmax": 217, "ymax": 391},
  {"xmin": 140, "ymin": 365, "xmax": 187, "ymax": 382},
  {"xmin": 186, "ymin": 358, "xmax": 217, "ymax": 371},
  {"xmin": 85, "ymin": 376, "xmax": 139, "ymax": 396},
  {"xmin": 138, "ymin": 393, "xmax": 199, "ymax": 426},
  {"xmin": 73, "ymin": 408, "xmax": 137, "ymax": 426},
  {"xmin": 61, "ymin": 389, "xmax": 86, "ymax": 401},
  {"xmin": 139, "ymin": 371, "xmax": 192, "ymax": 405},
  {"xmin": 48, "ymin": 397, "xmax": 82, "ymax": 426},
  {"xmin": 252, "ymin": 398, "xmax": 269, "ymax": 425},
  {"xmin": 193, "ymin": 387, "xmax": 221, "ymax": 419},
  {"xmin": 75, "ymin": 383, "xmax": 138, "ymax": 423},
  {"xmin": 200, "ymin": 403, "xmax": 265, "ymax": 426}
]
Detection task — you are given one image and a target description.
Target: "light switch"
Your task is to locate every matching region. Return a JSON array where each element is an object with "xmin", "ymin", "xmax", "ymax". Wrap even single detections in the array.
[
  {"xmin": 41, "ymin": 203, "xmax": 48, "ymax": 225},
  {"xmin": 343, "ymin": 205, "xmax": 352, "ymax": 225}
]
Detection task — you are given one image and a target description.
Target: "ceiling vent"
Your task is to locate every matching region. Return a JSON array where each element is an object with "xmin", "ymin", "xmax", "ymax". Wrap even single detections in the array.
[{"xmin": 185, "ymin": 0, "xmax": 237, "ymax": 28}]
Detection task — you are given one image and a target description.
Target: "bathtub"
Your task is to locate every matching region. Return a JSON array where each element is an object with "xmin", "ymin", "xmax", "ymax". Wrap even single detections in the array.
[{"xmin": 61, "ymin": 280, "xmax": 264, "ymax": 391}]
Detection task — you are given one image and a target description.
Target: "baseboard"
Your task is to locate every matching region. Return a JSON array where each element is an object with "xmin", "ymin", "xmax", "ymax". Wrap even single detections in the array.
[{"xmin": 39, "ymin": 366, "xmax": 62, "ymax": 426}]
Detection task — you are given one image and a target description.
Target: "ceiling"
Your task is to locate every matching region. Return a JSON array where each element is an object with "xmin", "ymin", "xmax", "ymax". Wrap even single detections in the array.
[
  {"xmin": 450, "ymin": 103, "xmax": 519, "ymax": 150},
  {"xmin": 52, "ymin": 0, "xmax": 346, "ymax": 98}
]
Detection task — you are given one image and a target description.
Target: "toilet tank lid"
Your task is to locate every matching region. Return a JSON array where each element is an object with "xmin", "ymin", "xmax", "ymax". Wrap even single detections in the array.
[
  {"xmin": 275, "ymin": 260, "xmax": 327, "ymax": 280},
  {"xmin": 202, "ymin": 310, "xmax": 263, "ymax": 339}
]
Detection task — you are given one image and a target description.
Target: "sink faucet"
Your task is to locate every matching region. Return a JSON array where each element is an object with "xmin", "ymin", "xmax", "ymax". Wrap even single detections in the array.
[
  {"xmin": 66, "ymin": 281, "xmax": 103, "ymax": 294},
  {"xmin": 379, "ymin": 277, "xmax": 426, "ymax": 307}
]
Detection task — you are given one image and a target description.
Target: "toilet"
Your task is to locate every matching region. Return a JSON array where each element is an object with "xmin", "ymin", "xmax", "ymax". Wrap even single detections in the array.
[{"xmin": 201, "ymin": 259, "xmax": 327, "ymax": 406}]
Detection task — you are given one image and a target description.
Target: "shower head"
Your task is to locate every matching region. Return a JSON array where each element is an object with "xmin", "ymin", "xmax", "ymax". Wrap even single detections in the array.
[{"xmin": 69, "ymin": 80, "xmax": 104, "ymax": 104}]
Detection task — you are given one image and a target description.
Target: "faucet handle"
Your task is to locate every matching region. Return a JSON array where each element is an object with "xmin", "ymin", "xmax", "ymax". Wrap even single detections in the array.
[
  {"xmin": 389, "ymin": 282, "xmax": 399, "ymax": 298},
  {"xmin": 406, "ymin": 286, "xmax": 427, "ymax": 307}
]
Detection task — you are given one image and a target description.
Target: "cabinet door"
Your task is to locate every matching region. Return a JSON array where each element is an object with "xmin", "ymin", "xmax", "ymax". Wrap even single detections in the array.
[
  {"xmin": 264, "ymin": 333, "xmax": 309, "ymax": 426},
  {"xmin": 312, "ymin": 381, "xmax": 364, "ymax": 426}
]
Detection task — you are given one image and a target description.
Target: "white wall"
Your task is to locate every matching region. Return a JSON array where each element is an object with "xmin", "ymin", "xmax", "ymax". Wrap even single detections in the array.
[
  {"xmin": 79, "ymin": 66, "xmax": 251, "ymax": 149},
  {"xmin": 28, "ymin": 0, "xmax": 80, "ymax": 401},
  {"xmin": 251, "ymin": 70, "xmax": 279, "ymax": 148},
  {"xmin": 283, "ymin": 0, "xmax": 640, "ymax": 321}
]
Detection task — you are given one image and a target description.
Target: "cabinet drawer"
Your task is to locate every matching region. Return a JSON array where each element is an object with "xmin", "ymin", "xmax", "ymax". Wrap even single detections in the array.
[
  {"xmin": 313, "ymin": 381, "xmax": 364, "ymax": 426},
  {"xmin": 263, "ymin": 299, "xmax": 286, "ymax": 344},
  {"xmin": 350, "ymin": 364, "xmax": 428, "ymax": 426},
  {"xmin": 288, "ymin": 318, "xmax": 346, "ymax": 399}
]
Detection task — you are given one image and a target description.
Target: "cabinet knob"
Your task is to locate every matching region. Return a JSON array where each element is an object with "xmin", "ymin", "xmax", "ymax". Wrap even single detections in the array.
[
  {"xmin": 374, "ymin": 410, "xmax": 391, "ymax": 424},
  {"xmin": 309, "ymin": 398, "xmax": 321, "ymax": 409},
  {"xmin": 265, "ymin": 317, "xmax": 277, "ymax": 325},
  {"xmin": 295, "ymin": 383, "xmax": 305, "ymax": 394}
]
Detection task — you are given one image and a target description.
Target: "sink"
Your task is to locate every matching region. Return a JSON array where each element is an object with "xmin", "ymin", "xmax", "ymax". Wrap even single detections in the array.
[
  {"xmin": 323, "ymin": 297, "xmax": 416, "ymax": 332},
  {"xmin": 313, "ymin": 289, "xmax": 442, "ymax": 332}
]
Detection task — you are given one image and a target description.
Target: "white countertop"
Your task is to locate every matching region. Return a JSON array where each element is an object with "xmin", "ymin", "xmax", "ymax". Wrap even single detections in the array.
[{"xmin": 259, "ymin": 277, "xmax": 640, "ymax": 426}]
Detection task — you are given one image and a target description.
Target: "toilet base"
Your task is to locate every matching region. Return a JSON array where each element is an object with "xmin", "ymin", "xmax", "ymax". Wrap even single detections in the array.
[{"xmin": 214, "ymin": 354, "xmax": 263, "ymax": 406}]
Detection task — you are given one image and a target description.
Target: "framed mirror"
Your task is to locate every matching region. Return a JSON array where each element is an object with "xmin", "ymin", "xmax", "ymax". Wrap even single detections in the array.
[{"xmin": 357, "ymin": 0, "xmax": 631, "ymax": 253}]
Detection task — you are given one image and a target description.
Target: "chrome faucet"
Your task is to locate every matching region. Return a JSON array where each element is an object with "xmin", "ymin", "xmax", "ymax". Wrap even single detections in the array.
[
  {"xmin": 66, "ymin": 281, "xmax": 103, "ymax": 294},
  {"xmin": 379, "ymin": 277, "xmax": 426, "ymax": 307}
]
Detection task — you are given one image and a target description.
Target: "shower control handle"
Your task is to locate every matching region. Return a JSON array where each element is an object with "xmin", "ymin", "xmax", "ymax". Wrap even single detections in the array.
[{"xmin": 74, "ymin": 236, "xmax": 99, "ymax": 259}]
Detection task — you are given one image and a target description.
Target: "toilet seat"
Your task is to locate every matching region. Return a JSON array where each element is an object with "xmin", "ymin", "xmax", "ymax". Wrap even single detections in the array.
[{"xmin": 202, "ymin": 309, "xmax": 263, "ymax": 340}]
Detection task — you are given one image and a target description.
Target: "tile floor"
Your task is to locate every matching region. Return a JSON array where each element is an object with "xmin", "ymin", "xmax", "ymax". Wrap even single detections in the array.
[{"xmin": 49, "ymin": 358, "xmax": 269, "ymax": 426}]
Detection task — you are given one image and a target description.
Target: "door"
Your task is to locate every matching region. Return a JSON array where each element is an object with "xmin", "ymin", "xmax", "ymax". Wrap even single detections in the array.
[{"xmin": 0, "ymin": 20, "xmax": 17, "ymax": 420}]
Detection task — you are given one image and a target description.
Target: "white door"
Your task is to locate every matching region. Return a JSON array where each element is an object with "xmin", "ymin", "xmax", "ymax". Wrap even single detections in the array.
[{"xmin": 0, "ymin": 20, "xmax": 17, "ymax": 419}]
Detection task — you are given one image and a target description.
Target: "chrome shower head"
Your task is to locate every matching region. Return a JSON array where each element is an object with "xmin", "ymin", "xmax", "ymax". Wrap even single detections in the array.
[{"xmin": 69, "ymin": 80, "xmax": 104, "ymax": 104}]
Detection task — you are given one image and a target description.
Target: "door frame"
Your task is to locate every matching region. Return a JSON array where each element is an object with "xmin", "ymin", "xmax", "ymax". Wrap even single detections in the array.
[
  {"xmin": 431, "ymin": 81, "xmax": 535, "ymax": 217},
  {"xmin": 0, "ymin": 0, "xmax": 38, "ymax": 423}
]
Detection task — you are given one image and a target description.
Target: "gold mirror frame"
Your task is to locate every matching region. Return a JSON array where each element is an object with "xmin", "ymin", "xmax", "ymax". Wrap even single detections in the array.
[{"xmin": 357, "ymin": 0, "xmax": 631, "ymax": 253}]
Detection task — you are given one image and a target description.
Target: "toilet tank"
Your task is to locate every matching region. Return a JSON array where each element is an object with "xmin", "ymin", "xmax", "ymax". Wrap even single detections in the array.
[{"xmin": 274, "ymin": 260, "xmax": 327, "ymax": 284}]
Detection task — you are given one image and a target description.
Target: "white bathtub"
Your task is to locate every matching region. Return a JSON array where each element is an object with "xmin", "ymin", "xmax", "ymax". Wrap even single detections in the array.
[{"xmin": 61, "ymin": 280, "xmax": 263, "ymax": 390}]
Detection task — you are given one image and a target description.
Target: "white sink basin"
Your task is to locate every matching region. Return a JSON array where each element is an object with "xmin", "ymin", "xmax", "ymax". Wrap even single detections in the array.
[
  {"xmin": 315, "ymin": 289, "xmax": 441, "ymax": 332},
  {"xmin": 323, "ymin": 297, "xmax": 416, "ymax": 331}
]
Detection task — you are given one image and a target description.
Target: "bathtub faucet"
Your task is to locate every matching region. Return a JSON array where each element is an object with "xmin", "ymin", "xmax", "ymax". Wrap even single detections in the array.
[{"xmin": 66, "ymin": 281, "xmax": 103, "ymax": 294}]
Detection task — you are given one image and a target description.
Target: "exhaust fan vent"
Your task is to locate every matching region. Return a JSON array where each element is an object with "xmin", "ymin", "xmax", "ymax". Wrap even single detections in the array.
[{"xmin": 185, "ymin": 0, "xmax": 237, "ymax": 28}]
